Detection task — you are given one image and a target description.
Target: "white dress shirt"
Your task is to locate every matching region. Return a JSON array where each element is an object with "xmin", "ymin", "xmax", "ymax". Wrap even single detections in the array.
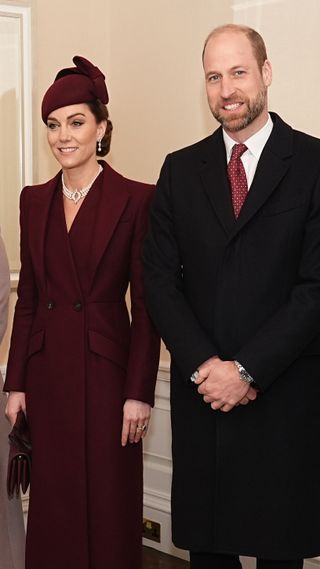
[{"xmin": 223, "ymin": 114, "xmax": 273, "ymax": 189}]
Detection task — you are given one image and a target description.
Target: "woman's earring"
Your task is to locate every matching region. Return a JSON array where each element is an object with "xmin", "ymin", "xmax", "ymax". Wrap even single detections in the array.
[{"xmin": 97, "ymin": 139, "xmax": 102, "ymax": 153}]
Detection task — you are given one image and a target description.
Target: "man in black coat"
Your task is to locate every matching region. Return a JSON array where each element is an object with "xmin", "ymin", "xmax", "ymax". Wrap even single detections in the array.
[{"xmin": 143, "ymin": 24, "xmax": 320, "ymax": 569}]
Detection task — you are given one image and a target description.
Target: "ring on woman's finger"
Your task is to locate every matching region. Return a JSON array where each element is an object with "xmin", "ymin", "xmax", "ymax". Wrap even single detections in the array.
[{"xmin": 136, "ymin": 424, "xmax": 147, "ymax": 432}]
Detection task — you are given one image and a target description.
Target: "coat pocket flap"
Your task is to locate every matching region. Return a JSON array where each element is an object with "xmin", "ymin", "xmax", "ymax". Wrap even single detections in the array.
[
  {"xmin": 88, "ymin": 330, "xmax": 128, "ymax": 369},
  {"xmin": 27, "ymin": 330, "xmax": 45, "ymax": 358}
]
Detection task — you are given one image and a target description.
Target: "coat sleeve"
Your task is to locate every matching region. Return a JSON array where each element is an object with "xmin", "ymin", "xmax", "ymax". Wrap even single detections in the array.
[
  {"xmin": 123, "ymin": 186, "xmax": 160, "ymax": 407},
  {"xmin": 0, "ymin": 230, "xmax": 10, "ymax": 345},
  {"xmin": 143, "ymin": 156, "xmax": 218, "ymax": 381},
  {"xmin": 4, "ymin": 188, "xmax": 38, "ymax": 392},
  {"xmin": 235, "ymin": 175, "xmax": 320, "ymax": 391}
]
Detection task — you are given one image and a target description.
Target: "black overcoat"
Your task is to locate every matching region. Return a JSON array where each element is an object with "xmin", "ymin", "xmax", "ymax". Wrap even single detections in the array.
[{"xmin": 143, "ymin": 113, "xmax": 320, "ymax": 559}]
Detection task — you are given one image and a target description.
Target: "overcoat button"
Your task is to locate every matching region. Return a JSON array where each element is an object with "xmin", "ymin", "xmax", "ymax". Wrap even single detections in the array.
[
  {"xmin": 73, "ymin": 302, "xmax": 83, "ymax": 312},
  {"xmin": 47, "ymin": 300, "xmax": 55, "ymax": 310}
]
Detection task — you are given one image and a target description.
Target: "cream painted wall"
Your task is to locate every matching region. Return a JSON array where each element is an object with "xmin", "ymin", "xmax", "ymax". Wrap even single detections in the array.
[
  {"xmin": 32, "ymin": 0, "xmax": 231, "ymax": 185},
  {"xmin": 28, "ymin": 0, "xmax": 232, "ymax": 364},
  {"xmin": 233, "ymin": 0, "xmax": 320, "ymax": 138},
  {"xmin": 3, "ymin": 0, "xmax": 320, "ymax": 362},
  {"xmin": 0, "ymin": 0, "xmax": 233, "ymax": 356},
  {"xmin": 103, "ymin": 1, "xmax": 231, "ymax": 180},
  {"xmin": 3, "ymin": 1, "xmax": 320, "ymax": 566}
]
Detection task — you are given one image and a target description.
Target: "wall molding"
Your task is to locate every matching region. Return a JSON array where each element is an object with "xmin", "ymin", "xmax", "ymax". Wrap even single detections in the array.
[
  {"xmin": 144, "ymin": 486, "xmax": 171, "ymax": 514},
  {"xmin": 0, "ymin": 4, "xmax": 32, "ymax": 270},
  {"xmin": 144, "ymin": 451, "xmax": 172, "ymax": 473},
  {"xmin": 0, "ymin": 3, "xmax": 33, "ymax": 186},
  {"xmin": 157, "ymin": 361, "xmax": 170, "ymax": 381},
  {"xmin": 152, "ymin": 361, "xmax": 170, "ymax": 411}
]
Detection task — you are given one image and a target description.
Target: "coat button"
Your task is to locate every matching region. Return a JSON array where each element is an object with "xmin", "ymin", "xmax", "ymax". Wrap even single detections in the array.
[
  {"xmin": 47, "ymin": 300, "xmax": 55, "ymax": 310},
  {"xmin": 73, "ymin": 302, "xmax": 83, "ymax": 312}
]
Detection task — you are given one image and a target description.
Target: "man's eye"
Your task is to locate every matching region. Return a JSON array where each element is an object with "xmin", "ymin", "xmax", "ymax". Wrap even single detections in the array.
[
  {"xmin": 208, "ymin": 74, "xmax": 219, "ymax": 82},
  {"xmin": 235, "ymin": 70, "xmax": 245, "ymax": 76}
]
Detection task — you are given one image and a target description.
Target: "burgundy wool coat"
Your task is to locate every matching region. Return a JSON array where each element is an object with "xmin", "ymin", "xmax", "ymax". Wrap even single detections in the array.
[{"xmin": 4, "ymin": 161, "xmax": 160, "ymax": 569}]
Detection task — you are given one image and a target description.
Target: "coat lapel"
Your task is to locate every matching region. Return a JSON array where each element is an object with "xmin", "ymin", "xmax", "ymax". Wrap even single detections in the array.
[
  {"xmin": 89, "ymin": 162, "xmax": 130, "ymax": 289},
  {"xmin": 28, "ymin": 173, "xmax": 60, "ymax": 293},
  {"xmin": 229, "ymin": 113, "xmax": 294, "ymax": 240},
  {"xmin": 199, "ymin": 129, "xmax": 236, "ymax": 236},
  {"xmin": 198, "ymin": 114, "xmax": 294, "ymax": 241}
]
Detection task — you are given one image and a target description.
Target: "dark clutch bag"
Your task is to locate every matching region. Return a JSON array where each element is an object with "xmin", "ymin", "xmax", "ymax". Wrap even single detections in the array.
[{"xmin": 7, "ymin": 410, "xmax": 32, "ymax": 497}]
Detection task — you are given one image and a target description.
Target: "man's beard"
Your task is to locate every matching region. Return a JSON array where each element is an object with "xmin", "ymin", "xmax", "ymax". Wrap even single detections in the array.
[{"xmin": 210, "ymin": 86, "xmax": 267, "ymax": 132}]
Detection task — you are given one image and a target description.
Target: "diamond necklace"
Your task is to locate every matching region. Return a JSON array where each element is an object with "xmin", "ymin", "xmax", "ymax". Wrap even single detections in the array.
[{"xmin": 62, "ymin": 165, "xmax": 103, "ymax": 204}]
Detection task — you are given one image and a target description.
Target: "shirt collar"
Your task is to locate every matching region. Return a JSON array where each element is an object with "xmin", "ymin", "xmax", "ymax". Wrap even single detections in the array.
[{"xmin": 223, "ymin": 114, "xmax": 273, "ymax": 162}]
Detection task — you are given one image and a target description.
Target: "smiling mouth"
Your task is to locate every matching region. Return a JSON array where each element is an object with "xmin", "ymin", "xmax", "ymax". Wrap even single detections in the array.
[
  {"xmin": 59, "ymin": 147, "xmax": 78, "ymax": 153},
  {"xmin": 223, "ymin": 102, "xmax": 243, "ymax": 111}
]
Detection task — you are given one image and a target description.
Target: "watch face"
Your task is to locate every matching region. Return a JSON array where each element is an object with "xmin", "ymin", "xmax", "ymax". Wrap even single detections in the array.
[
  {"xmin": 234, "ymin": 361, "xmax": 253, "ymax": 383},
  {"xmin": 241, "ymin": 371, "xmax": 252, "ymax": 383},
  {"xmin": 190, "ymin": 370, "xmax": 199, "ymax": 382}
]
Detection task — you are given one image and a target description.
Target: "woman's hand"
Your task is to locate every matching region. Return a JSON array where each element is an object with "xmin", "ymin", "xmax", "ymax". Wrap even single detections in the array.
[
  {"xmin": 121, "ymin": 399, "xmax": 151, "ymax": 446},
  {"xmin": 5, "ymin": 391, "xmax": 26, "ymax": 426}
]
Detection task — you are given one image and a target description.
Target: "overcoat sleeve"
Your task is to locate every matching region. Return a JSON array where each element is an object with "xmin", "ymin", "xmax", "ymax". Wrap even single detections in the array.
[
  {"xmin": 143, "ymin": 156, "xmax": 218, "ymax": 381},
  {"xmin": 124, "ymin": 186, "xmax": 160, "ymax": 406},
  {"xmin": 4, "ymin": 187, "xmax": 38, "ymax": 392}
]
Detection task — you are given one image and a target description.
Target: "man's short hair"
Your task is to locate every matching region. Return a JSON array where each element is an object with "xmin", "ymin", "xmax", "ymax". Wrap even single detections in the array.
[{"xmin": 202, "ymin": 24, "xmax": 268, "ymax": 70}]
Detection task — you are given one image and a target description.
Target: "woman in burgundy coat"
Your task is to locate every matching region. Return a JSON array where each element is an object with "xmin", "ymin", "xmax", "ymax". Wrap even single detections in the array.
[{"xmin": 4, "ymin": 56, "xmax": 160, "ymax": 569}]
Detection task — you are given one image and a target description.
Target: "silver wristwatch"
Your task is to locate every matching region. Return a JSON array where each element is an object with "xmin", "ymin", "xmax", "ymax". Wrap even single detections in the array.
[{"xmin": 234, "ymin": 360, "xmax": 254, "ymax": 384}]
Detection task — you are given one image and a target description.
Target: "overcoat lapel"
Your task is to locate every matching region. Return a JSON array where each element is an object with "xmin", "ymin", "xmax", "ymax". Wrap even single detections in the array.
[
  {"xmin": 229, "ymin": 114, "xmax": 293, "ymax": 240},
  {"xmin": 28, "ymin": 173, "xmax": 60, "ymax": 293},
  {"xmin": 89, "ymin": 163, "xmax": 129, "ymax": 289},
  {"xmin": 198, "ymin": 114, "xmax": 294, "ymax": 241},
  {"xmin": 199, "ymin": 129, "xmax": 236, "ymax": 235}
]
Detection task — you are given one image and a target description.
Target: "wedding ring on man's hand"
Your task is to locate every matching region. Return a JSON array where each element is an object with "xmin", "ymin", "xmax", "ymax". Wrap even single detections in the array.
[{"xmin": 136, "ymin": 424, "xmax": 147, "ymax": 432}]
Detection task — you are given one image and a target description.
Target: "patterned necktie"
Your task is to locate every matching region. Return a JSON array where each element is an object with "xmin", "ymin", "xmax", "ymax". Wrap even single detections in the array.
[{"xmin": 227, "ymin": 143, "xmax": 248, "ymax": 218}]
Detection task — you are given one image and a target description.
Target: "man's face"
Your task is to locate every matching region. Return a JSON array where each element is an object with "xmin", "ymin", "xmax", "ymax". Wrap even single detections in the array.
[{"xmin": 203, "ymin": 31, "xmax": 272, "ymax": 136}]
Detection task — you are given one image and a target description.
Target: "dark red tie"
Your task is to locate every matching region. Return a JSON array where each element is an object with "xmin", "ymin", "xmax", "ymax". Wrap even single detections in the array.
[{"xmin": 227, "ymin": 143, "xmax": 248, "ymax": 218}]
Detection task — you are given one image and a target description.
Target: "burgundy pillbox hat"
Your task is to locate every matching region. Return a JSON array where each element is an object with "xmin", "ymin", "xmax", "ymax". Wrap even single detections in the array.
[{"xmin": 41, "ymin": 55, "xmax": 109, "ymax": 123}]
